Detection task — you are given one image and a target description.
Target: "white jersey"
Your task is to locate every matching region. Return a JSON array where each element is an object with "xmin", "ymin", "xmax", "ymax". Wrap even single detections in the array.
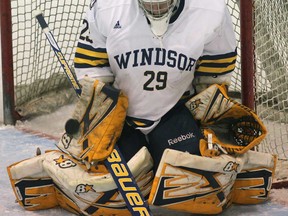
[{"xmin": 74, "ymin": 0, "xmax": 237, "ymax": 125}]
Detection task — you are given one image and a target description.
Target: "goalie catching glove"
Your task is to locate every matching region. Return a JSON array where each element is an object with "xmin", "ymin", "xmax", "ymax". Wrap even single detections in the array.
[
  {"xmin": 57, "ymin": 77, "xmax": 128, "ymax": 163},
  {"xmin": 185, "ymin": 84, "xmax": 267, "ymax": 155}
]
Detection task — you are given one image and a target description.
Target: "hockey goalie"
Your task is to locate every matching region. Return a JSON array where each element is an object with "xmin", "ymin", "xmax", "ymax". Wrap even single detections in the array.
[
  {"xmin": 7, "ymin": 78, "xmax": 276, "ymax": 215},
  {"xmin": 7, "ymin": 0, "xmax": 276, "ymax": 215}
]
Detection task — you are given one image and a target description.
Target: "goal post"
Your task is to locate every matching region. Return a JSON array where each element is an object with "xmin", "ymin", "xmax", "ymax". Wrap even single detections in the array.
[
  {"xmin": 0, "ymin": 0, "xmax": 17, "ymax": 125},
  {"xmin": 239, "ymin": 0, "xmax": 255, "ymax": 110}
]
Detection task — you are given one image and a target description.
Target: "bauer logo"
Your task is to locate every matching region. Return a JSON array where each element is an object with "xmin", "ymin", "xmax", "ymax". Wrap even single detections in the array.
[
  {"xmin": 75, "ymin": 184, "xmax": 96, "ymax": 194},
  {"xmin": 168, "ymin": 132, "xmax": 195, "ymax": 146},
  {"xmin": 223, "ymin": 161, "xmax": 239, "ymax": 172},
  {"xmin": 61, "ymin": 133, "xmax": 72, "ymax": 149},
  {"xmin": 106, "ymin": 148, "xmax": 151, "ymax": 215},
  {"xmin": 54, "ymin": 155, "xmax": 77, "ymax": 169},
  {"xmin": 188, "ymin": 99, "xmax": 203, "ymax": 113}
]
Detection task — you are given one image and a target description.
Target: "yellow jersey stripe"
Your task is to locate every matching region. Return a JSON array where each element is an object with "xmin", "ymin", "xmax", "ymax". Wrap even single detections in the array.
[
  {"xmin": 75, "ymin": 47, "xmax": 108, "ymax": 59},
  {"xmin": 198, "ymin": 55, "xmax": 237, "ymax": 64},
  {"xmin": 196, "ymin": 63, "xmax": 235, "ymax": 74},
  {"xmin": 74, "ymin": 57, "xmax": 109, "ymax": 67}
]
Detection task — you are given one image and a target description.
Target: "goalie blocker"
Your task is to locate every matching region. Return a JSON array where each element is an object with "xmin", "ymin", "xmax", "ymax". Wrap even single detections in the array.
[{"xmin": 57, "ymin": 76, "xmax": 128, "ymax": 163}]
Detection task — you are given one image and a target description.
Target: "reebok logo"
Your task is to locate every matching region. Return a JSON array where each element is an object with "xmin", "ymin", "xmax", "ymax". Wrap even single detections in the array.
[
  {"xmin": 114, "ymin": 20, "xmax": 121, "ymax": 29},
  {"xmin": 168, "ymin": 132, "xmax": 195, "ymax": 146}
]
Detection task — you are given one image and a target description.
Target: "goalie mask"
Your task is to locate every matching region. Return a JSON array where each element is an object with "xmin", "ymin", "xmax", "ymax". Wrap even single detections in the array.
[{"xmin": 138, "ymin": 0, "xmax": 179, "ymax": 36}]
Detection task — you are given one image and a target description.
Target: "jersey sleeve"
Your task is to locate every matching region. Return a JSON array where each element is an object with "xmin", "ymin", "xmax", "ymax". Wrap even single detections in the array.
[
  {"xmin": 74, "ymin": 4, "xmax": 114, "ymax": 82},
  {"xmin": 193, "ymin": 7, "xmax": 237, "ymax": 92}
]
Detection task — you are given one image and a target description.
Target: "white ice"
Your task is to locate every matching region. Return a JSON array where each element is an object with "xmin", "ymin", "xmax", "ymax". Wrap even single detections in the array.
[{"xmin": 1, "ymin": 104, "xmax": 288, "ymax": 216}]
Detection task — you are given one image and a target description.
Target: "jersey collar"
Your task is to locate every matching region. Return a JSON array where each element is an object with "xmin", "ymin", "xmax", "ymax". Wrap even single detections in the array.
[{"xmin": 169, "ymin": 0, "xmax": 185, "ymax": 24}]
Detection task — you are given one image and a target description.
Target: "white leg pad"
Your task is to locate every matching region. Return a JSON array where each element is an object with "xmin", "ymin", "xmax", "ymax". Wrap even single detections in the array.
[{"xmin": 148, "ymin": 149, "xmax": 245, "ymax": 214}]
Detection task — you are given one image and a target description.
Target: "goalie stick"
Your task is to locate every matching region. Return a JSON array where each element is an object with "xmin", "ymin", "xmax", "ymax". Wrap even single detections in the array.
[{"xmin": 34, "ymin": 10, "xmax": 153, "ymax": 216}]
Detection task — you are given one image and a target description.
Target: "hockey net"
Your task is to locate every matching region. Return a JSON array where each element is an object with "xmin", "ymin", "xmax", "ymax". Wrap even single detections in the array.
[
  {"xmin": 6, "ymin": 0, "xmax": 89, "ymax": 118},
  {"xmin": 3, "ymin": 0, "xmax": 288, "ymax": 185},
  {"xmin": 227, "ymin": 0, "xmax": 288, "ymax": 185},
  {"xmin": 252, "ymin": 0, "xmax": 288, "ymax": 185}
]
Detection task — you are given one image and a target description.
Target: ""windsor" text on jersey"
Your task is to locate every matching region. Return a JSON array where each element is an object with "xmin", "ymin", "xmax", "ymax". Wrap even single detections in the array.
[{"xmin": 114, "ymin": 48, "xmax": 196, "ymax": 71}]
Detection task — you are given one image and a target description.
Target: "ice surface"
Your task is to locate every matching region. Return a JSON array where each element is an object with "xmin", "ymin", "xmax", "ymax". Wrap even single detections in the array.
[{"xmin": 1, "ymin": 104, "xmax": 288, "ymax": 216}]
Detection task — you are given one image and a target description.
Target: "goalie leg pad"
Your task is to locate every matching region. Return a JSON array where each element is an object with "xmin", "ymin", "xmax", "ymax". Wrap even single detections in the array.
[
  {"xmin": 8, "ymin": 147, "xmax": 154, "ymax": 215},
  {"xmin": 7, "ymin": 155, "xmax": 59, "ymax": 211},
  {"xmin": 42, "ymin": 147, "xmax": 154, "ymax": 215},
  {"xmin": 232, "ymin": 151, "xmax": 277, "ymax": 205},
  {"xmin": 57, "ymin": 76, "xmax": 129, "ymax": 163},
  {"xmin": 148, "ymin": 149, "xmax": 245, "ymax": 214}
]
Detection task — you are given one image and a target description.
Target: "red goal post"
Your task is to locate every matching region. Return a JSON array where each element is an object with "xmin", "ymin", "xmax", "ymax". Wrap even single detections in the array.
[
  {"xmin": 1, "ymin": 0, "xmax": 288, "ymax": 185},
  {"xmin": 0, "ymin": 0, "xmax": 17, "ymax": 124}
]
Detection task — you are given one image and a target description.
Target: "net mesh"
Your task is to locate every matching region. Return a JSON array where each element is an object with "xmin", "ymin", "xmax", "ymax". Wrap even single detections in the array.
[
  {"xmin": 253, "ymin": 0, "xmax": 288, "ymax": 159},
  {"xmin": 10, "ymin": 0, "xmax": 89, "ymax": 115}
]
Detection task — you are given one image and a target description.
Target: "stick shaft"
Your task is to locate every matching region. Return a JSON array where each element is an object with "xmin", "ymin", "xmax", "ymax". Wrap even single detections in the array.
[{"xmin": 35, "ymin": 12, "xmax": 82, "ymax": 96}]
